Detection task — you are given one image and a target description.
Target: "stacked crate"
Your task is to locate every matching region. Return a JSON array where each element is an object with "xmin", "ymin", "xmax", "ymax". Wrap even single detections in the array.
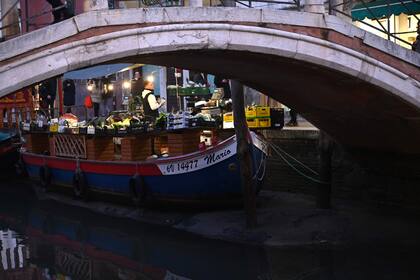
[
  {"xmin": 256, "ymin": 106, "xmax": 271, "ymax": 127},
  {"xmin": 270, "ymin": 108, "xmax": 284, "ymax": 129},
  {"xmin": 86, "ymin": 137, "xmax": 114, "ymax": 161},
  {"xmin": 167, "ymin": 130, "xmax": 201, "ymax": 156},
  {"xmin": 223, "ymin": 106, "xmax": 272, "ymax": 129},
  {"xmin": 121, "ymin": 136, "xmax": 153, "ymax": 161},
  {"xmin": 24, "ymin": 134, "xmax": 50, "ymax": 154}
]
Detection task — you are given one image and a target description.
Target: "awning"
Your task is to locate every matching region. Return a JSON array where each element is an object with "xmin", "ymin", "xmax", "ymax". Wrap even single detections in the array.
[
  {"xmin": 352, "ymin": 0, "xmax": 420, "ymax": 20},
  {"xmin": 63, "ymin": 64, "xmax": 132, "ymax": 80}
]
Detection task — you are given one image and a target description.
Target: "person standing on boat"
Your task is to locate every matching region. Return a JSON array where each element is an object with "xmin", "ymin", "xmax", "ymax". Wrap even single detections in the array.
[
  {"xmin": 141, "ymin": 80, "xmax": 165, "ymax": 121},
  {"xmin": 90, "ymin": 80, "xmax": 102, "ymax": 117},
  {"xmin": 142, "ymin": 80, "xmax": 165, "ymax": 157}
]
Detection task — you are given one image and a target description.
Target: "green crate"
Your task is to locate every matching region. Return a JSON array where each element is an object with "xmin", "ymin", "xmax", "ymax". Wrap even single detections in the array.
[
  {"xmin": 179, "ymin": 87, "xmax": 210, "ymax": 96},
  {"xmin": 167, "ymin": 86, "xmax": 180, "ymax": 96}
]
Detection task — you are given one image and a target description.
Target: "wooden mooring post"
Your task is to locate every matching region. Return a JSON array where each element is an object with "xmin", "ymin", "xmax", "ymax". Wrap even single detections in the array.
[
  {"xmin": 231, "ymin": 80, "xmax": 258, "ymax": 228},
  {"xmin": 317, "ymin": 131, "xmax": 333, "ymax": 209}
]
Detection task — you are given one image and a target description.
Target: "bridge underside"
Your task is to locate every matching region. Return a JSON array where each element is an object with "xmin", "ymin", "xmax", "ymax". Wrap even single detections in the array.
[{"xmin": 120, "ymin": 50, "xmax": 420, "ymax": 155}]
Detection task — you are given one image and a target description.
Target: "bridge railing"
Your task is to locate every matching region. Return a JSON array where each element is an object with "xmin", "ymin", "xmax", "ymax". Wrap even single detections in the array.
[
  {"xmin": 327, "ymin": 0, "xmax": 419, "ymax": 49},
  {"xmin": 109, "ymin": 0, "xmax": 185, "ymax": 8},
  {"xmin": 109, "ymin": 0, "xmax": 300, "ymax": 9},
  {"xmin": 0, "ymin": 0, "xmax": 416, "ymax": 50},
  {"xmin": 0, "ymin": 1, "xmax": 67, "ymax": 42},
  {"xmin": 86, "ymin": 0, "xmax": 420, "ymax": 50}
]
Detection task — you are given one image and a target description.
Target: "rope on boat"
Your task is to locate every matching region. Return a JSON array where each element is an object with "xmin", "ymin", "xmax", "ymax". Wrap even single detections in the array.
[
  {"xmin": 270, "ymin": 142, "xmax": 319, "ymax": 176},
  {"xmin": 268, "ymin": 142, "xmax": 329, "ymax": 185},
  {"xmin": 252, "ymin": 151, "xmax": 267, "ymax": 182},
  {"xmin": 248, "ymin": 130, "xmax": 267, "ymax": 182}
]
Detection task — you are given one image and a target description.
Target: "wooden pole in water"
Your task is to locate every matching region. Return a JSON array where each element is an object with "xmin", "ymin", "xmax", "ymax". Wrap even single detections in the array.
[
  {"xmin": 231, "ymin": 80, "xmax": 257, "ymax": 228},
  {"xmin": 317, "ymin": 131, "xmax": 333, "ymax": 209}
]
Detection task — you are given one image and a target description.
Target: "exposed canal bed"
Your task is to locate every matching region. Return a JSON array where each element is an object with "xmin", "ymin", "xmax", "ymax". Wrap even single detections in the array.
[{"xmin": 1, "ymin": 175, "xmax": 420, "ymax": 279}]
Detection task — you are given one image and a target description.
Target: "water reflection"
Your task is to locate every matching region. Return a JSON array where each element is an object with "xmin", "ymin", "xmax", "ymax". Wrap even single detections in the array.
[
  {"xmin": 1, "ymin": 229, "xmax": 27, "ymax": 271},
  {"xmin": 0, "ymin": 185, "xmax": 419, "ymax": 280},
  {"xmin": 0, "ymin": 187, "xmax": 269, "ymax": 280}
]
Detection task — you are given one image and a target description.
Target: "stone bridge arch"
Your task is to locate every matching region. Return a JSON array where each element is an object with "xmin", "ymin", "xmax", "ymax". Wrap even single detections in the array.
[{"xmin": 0, "ymin": 7, "xmax": 419, "ymax": 154}]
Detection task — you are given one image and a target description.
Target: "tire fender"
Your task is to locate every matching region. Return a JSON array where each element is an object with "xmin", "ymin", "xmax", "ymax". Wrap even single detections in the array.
[
  {"xmin": 15, "ymin": 158, "xmax": 28, "ymax": 177},
  {"xmin": 73, "ymin": 169, "xmax": 89, "ymax": 201},
  {"xmin": 39, "ymin": 165, "xmax": 52, "ymax": 191},
  {"xmin": 129, "ymin": 175, "xmax": 148, "ymax": 206}
]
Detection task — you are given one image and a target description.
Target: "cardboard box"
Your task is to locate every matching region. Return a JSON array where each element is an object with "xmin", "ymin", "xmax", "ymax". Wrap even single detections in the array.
[
  {"xmin": 223, "ymin": 112, "xmax": 233, "ymax": 122},
  {"xmin": 223, "ymin": 121, "xmax": 234, "ymax": 129}
]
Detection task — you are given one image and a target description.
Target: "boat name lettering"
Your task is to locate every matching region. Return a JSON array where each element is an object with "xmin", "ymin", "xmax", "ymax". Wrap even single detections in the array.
[
  {"xmin": 204, "ymin": 149, "xmax": 231, "ymax": 165},
  {"xmin": 166, "ymin": 159, "xmax": 198, "ymax": 173},
  {"xmin": 161, "ymin": 145, "xmax": 234, "ymax": 175}
]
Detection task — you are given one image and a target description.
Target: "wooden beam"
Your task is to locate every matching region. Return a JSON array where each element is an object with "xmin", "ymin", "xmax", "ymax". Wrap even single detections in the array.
[
  {"xmin": 317, "ymin": 131, "xmax": 333, "ymax": 209},
  {"xmin": 231, "ymin": 80, "xmax": 258, "ymax": 228}
]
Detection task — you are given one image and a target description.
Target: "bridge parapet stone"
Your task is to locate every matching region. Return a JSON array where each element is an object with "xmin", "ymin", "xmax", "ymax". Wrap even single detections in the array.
[{"xmin": 0, "ymin": 8, "xmax": 417, "ymax": 68}]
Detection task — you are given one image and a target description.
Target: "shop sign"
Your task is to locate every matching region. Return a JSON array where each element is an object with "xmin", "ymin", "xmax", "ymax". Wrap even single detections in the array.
[{"xmin": 0, "ymin": 90, "xmax": 30, "ymax": 107}]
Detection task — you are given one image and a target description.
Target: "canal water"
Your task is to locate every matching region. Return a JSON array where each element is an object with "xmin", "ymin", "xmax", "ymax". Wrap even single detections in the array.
[{"xmin": 0, "ymin": 177, "xmax": 419, "ymax": 279}]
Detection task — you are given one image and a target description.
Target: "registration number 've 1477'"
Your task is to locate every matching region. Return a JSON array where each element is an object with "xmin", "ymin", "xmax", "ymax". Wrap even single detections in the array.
[
  {"xmin": 166, "ymin": 160, "xmax": 198, "ymax": 173},
  {"xmin": 158, "ymin": 144, "xmax": 237, "ymax": 175}
]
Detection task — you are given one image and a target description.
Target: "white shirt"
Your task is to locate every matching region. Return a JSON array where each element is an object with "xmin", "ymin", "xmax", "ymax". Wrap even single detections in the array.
[{"xmin": 142, "ymin": 89, "xmax": 160, "ymax": 110}]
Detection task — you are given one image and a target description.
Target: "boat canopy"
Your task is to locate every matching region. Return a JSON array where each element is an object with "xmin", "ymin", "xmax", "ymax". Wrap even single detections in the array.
[{"xmin": 63, "ymin": 64, "xmax": 133, "ymax": 80}]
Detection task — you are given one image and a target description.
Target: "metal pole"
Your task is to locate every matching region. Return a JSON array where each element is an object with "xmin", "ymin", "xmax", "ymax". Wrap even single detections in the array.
[
  {"xmin": 387, "ymin": 0, "xmax": 391, "ymax": 40},
  {"xmin": 175, "ymin": 68, "xmax": 180, "ymax": 111},
  {"xmin": 25, "ymin": 0, "xmax": 28, "ymax": 32}
]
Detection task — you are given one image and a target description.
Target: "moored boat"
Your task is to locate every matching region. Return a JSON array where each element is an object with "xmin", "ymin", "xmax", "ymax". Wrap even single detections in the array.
[
  {"xmin": 0, "ymin": 130, "xmax": 20, "ymax": 170},
  {"xmin": 22, "ymin": 131, "xmax": 268, "ymax": 205}
]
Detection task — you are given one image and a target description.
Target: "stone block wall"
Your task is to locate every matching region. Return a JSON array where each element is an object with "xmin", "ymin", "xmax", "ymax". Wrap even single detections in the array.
[
  {"xmin": 263, "ymin": 130, "xmax": 319, "ymax": 196},
  {"xmin": 262, "ymin": 129, "xmax": 420, "ymax": 210}
]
